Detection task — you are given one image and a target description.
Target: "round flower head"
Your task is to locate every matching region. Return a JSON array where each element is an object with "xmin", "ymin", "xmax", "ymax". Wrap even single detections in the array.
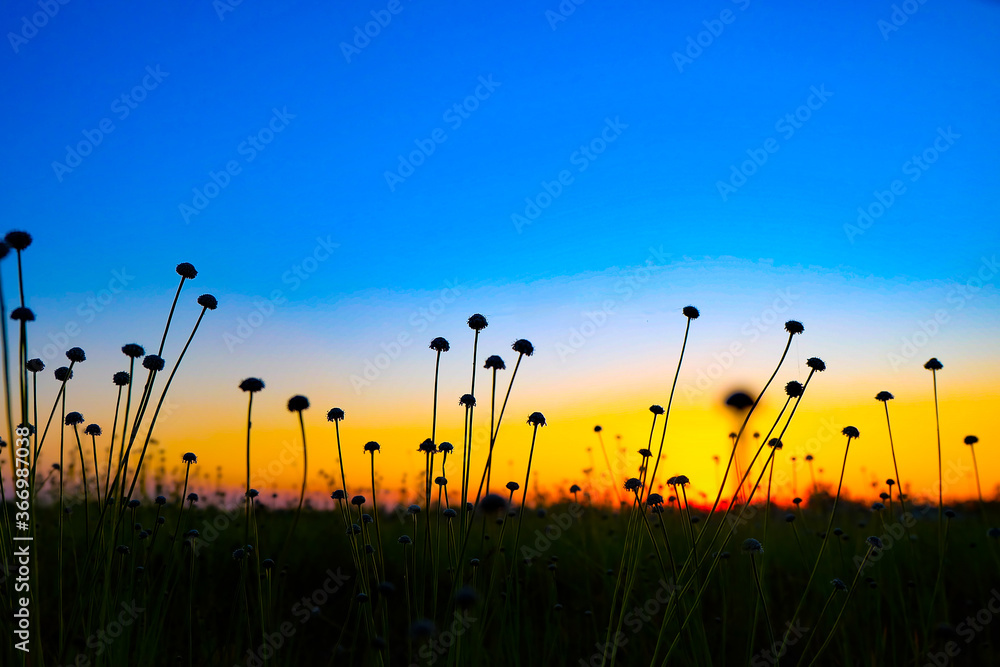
[
  {"xmin": 467, "ymin": 314, "xmax": 488, "ymax": 331},
  {"xmin": 667, "ymin": 476, "xmax": 678, "ymax": 486},
  {"xmin": 65, "ymin": 412, "xmax": 84, "ymax": 426},
  {"xmin": 964, "ymin": 435, "xmax": 978, "ymax": 445},
  {"xmin": 287, "ymin": 395, "xmax": 309, "ymax": 412},
  {"xmin": 4, "ymin": 231, "xmax": 32, "ymax": 251},
  {"xmin": 804, "ymin": 455, "xmax": 813, "ymax": 461},
  {"xmin": 54, "ymin": 366, "xmax": 72, "ymax": 381},
  {"xmin": 327, "ymin": 407, "xmax": 345, "ymax": 422},
  {"xmin": 364, "ymin": 441, "xmax": 381, "ymax": 454},
  {"xmin": 122, "ymin": 343, "xmax": 145, "ymax": 358},
  {"xmin": 438, "ymin": 441, "xmax": 454, "ymax": 454},
  {"xmin": 459, "ymin": 394, "xmax": 476, "ymax": 408},
  {"xmin": 506, "ymin": 481, "xmax": 520, "ymax": 492},
  {"xmin": 113, "ymin": 371, "xmax": 130, "ymax": 386},
  {"xmin": 806, "ymin": 357, "xmax": 826, "ymax": 372},
  {"xmin": 246, "ymin": 489, "xmax": 259, "ymax": 499},
  {"xmin": 262, "ymin": 558, "xmax": 275, "ymax": 570},
  {"xmin": 175, "ymin": 262, "xmax": 198, "ymax": 279},
  {"xmin": 875, "ymin": 391, "xmax": 894, "ymax": 402},
  {"xmin": 785, "ymin": 513, "xmax": 795, "ymax": 523},
  {"xmin": 187, "ymin": 493, "xmax": 198, "ymax": 503},
  {"xmin": 725, "ymin": 392, "xmax": 753, "ymax": 411},
  {"xmin": 924, "ymin": 358, "xmax": 943, "ymax": 371},
  {"xmin": 10, "ymin": 307, "xmax": 34, "ymax": 322},
  {"xmin": 649, "ymin": 404, "xmax": 665, "ymax": 415},
  {"xmin": 647, "ymin": 493, "xmax": 663, "ymax": 506},
  {"xmin": 418, "ymin": 438, "xmax": 437, "ymax": 453},
  {"xmin": 26, "ymin": 358, "xmax": 44, "ymax": 373},
  {"xmin": 741, "ymin": 538, "xmax": 763, "ymax": 554},
  {"xmin": 116, "ymin": 545, "xmax": 131, "ymax": 555},
  {"xmin": 480, "ymin": 493, "xmax": 507, "ymax": 513},
  {"xmin": 638, "ymin": 448, "xmax": 653, "ymax": 458},
  {"xmin": 623, "ymin": 478, "xmax": 642, "ymax": 493},
  {"xmin": 351, "ymin": 495, "xmax": 366, "ymax": 506},
  {"xmin": 569, "ymin": 484, "xmax": 581, "ymax": 494},
  {"xmin": 484, "ymin": 355, "xmax": 505, "ymax": 370},
  {"xmin": 84, "ymin": 424, "xmax": 102, "ymax": 437},
  {"xmin": 842, "ymin": 426, "xmax": 860, "ymax": 439},
  {"xmin": 398, "ymin": 535, "xmax": 412, "ymax": 545},
  {"xmin": 155, "ymin": 495, "xmax": 167, "ymax": 506},
  {"xmin": 944, "ymin": 509, "xmax": 956, "ymax": 519},
  {"xmin": 232, "ymin": 548, "xmax": 246, "ymax": 561},
  {"xmin": 768, "ymin": 438, "xmax": 783, "ymax": 450},
  {"xmin": 429, "ymin": 337, "xmax": 450, "ymax": 352},
  {"xmin": 142, "ymin": 355, "xmax": 165, "ymax": 371},
  {"xmin": 185, "ymin": 529, "xmax": 200, "ymax": 539},
  {"xmin": 784, "ymin": 320, "xmax": 804, "ymax": 335},
  {"xmin": 673, "ymin": 475, "xmax": 690, "ymax": 486},
  {"xmin": 682, "ymin": 305, "xmax": 700, "ymax": 319},
  {"xmin": 793, "ymin": 497, "xmax": 802, "ymax": 505},
  {"xmin": 527, "ymin": 412, "xmax": 546, "ymax": 427},
  {"xmin": 197, "ymin": 294, "xmax": 218, "ymax": 310},
  {"xmin": 239, "ymin": 377, "xmax": 265, "ymax": 393},
  {"xmin": 871, "ymin": 502, "xmax": 885, "ymax": 511},
  {"xmin": 331, "ymin": 490, "xmax": 346, "ymax": 500},
  {"xmin": 347, "ymin": 523, "xmax": 362, "ymax": 535},
  {"xmin": 831, "ymin": 578, "xmax": 847, "ymax": 591},
  {"xmin": 512, "ymin": 339, "xmax": 534, "ymax": 356},
  {"xmin": 593, "ymin": 425, "xmax": 602, "ymax": 433},
  {"xmin": 785, "ymin": 381, "xmax": 804, "ymax": 398},
  {"xmin": 362, "ymin": 514, "xmax": 372, "ymax": 525},
  {"xmin": 407, "ymin": 504, "xmax": 421, "ymax": 514},
  {"xmin": 66, "ymin": 347, "xmax": 86, "ymax": 363},
  {"xmin": 443, "ymin": 508, "xmax": 457, "ymax": 519},
  {"xmin": 435, "ymin": 476, "xmax": 447, "ymax": 486},
  {"xmin": 182, "ymin": 452, "xmax": 198, "ymax": 464},
  {"xmin": 866, "ymin": 536, "xmax": 884, "ymax": 550}
]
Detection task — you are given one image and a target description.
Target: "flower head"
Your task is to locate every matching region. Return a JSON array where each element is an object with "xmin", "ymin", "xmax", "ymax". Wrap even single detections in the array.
[
  {"xmin": 113, "ymin": 371, "xmax": 130, "ymax": 386},
  {"xmin": 638, "ymin": 448, "xmax": 653, "ymax": 458},
  {"xmin": 122, "ymin": 343, "xmax": 145, "ymax": 358},
  {"xmin": 182, "ymin": 452, "xmax": 198, "ymax": 464},
  {"xmin": 407, "ymin": 504, "xmax": 420, "ymax": 514},
  {"xmin": 287, "ymin": 395, "xmax": 310, "ymax": 412},
  {"xmin": 673, "ymin": 475, "xmax": 690, "ymax": 486},
  {"xmin": 647, "ymin": 493, "xmax": 664, "ymax": 506},
  {"xmin": 875, "ymin": 391, "xmax": 894, "ymax": 402},
  {"xmin": 806, "ymin": 357, "xmax": 826, "ymax": 372},
  {"xmin": 4, "ymin": 231, "xmax": 32, "ymax": 251},
  {"xmin": 649, "ymin": 404, "xmax": 665, "ymax": 415},
  {"xmin": 842, "ymin": 426, "xmax": 860, "ymax": 439},
  {"xmin": 527, "ymin": 412, "xmax": 547, "ymax": 427},
  {"xmin": 506, "ymin": 481, "xmax": 519, "ymax": 492},
  {"xmin": 327, "ymin": 407, "xmax": 345, "ymax": 422},
  {"xmin": 430, "ymin": 337, "xmax": 450, "ymax": 352},
  {"xmin": 155, "ymin": 495, "xmax": 167, "ymax": 505},
  {"xmin": 784, "ymin": 321, "xmax": 804, "ymax": 335},
  {"xmin": 239, "ymin": 378, "xmax": 265, "ymax": 393},
  {"xmin": 785, "ymin": 381, "xmax": 804, "ymax": 398},
  {"xmin": 484, "ymin": 355, "xmax": 505, "ymax": 370},
  {"xmin": 512, "ymin": 339, "xmax": 534, "ymax": 356},
  {"xmin": 459, "ymin": 394, "xmax": 476, "ymax": 408},
  {"xmin": 176, "ymin": 262, "xmax": 198, "ymax": 279},
  {"xmin": 351, "ymin": 495, "xmax": 366, "ymax": 506},
  {"xmin": 187, "ymin": 493, "xmax": 199, "ymax": 503},
  {"xmin": 593, "ymin": 425, "xmax": 602, "ymax": 433},
  {"xmin": 443, "ymin": 508, "xmax": 457, "ymax": 519},
  {"xmin": 65, "ymin": 412, "xmax": 84, "ymax": 426},
  {"xmin": 197, "ymin": 294, "xmax": 218, "ymax": 310},
  {"xmin": 398, "ymin": 535, "xmax": 412, "ymax": 545},
  {"xmin": 871, "ymin": 502, "xmax": 885, "ymax": 511},
  {"xmin": 10, "ymin": 307, "xmax": 34, "ymax": 322},
  {"xmin": 725, "ymin": 392, "xmax": 753, "ymax": 411},
  {"xmin": 438, "ymin": 442, "xmax": 454, "ymax": 454},
  {"xmin": 569, "ymin": 484, "xmax": 581, "ymax": 494},
  {"xmin": 964, "ymin": 435, "xmax": 978, "ymax": 445},
  {"xmin": 246, "ymin": 489, "xmax": 259, "ymax": 499},
  {"xmin": 623, "ymin": 478, "xmax": 642, "ymax": 493},
  {"xmin": 418, "ymin": 438, "xmax": 437, "ymax": 453},
  {"xmin": 142, "ymin": 355, "xmax": 165, "ymax": 371},
  {"xmin": 831, "ymin": 578, "xmax": 847, "ymax": 591},
  {"xmin": 84, "ymin": 424, "xmax": 102, "ymax": 436},
  {"xmin": 682, "ymin": 305, "xmax": 700, "ymax": 319},
  {"xmin": 435, "ymin": 476, "xmax": 447, "ymax": 486},
  {"xmin": 364, "ymin": 441, "xmax": 381, "ymax": 453},
  {"xmin": 26, "ymin": 358, "xmax": 44, "ymax": 373},
  {"xmin": 331, "ymin": 490, "xmax": 346, "ymax": 500},
  {"xmin": 924, "ymin": 358, "xmax": 943, "ymax": 371},
  {"xmin": 741, "ymin": 538, "xmax": 763, "ymax": 554},
  {"xmin": 467, "ymin": 314, "xmax": 488, "ymax": 331},
  {"xmin": 768, "ymin": 438, "xmax": 783, "ymax": 449},
  {"xmin": 866, "ymin": 536, "xmax": 884, "ymax": 550},
  {"xmin": 66, "ymin": 347, "xmax": 86, "ymax": 363}
]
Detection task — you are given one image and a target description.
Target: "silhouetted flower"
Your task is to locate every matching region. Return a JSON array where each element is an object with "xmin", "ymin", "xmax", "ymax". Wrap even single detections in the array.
[
  {"xmin": 872, "ymin": 502, "xmax": 885, "ymax": 511},
  {"xmin": 842, "ymin": 426, "xmax": 860, "ymax": 439},
  {"xmin": 647, "ymin": 493, "xmax": 664, "ymax": 506},
  {"xmin": 176, "ymin": 263, "xmax": 198, "ymax": 279},
  {"xmin": 398, "ymin": 535, "xmax": 412, "ymax": 545},
  {"xmin": 4, "ymin": 231, "xmax": 32, "ymax": 251},
  {"xmin": 682, "ymin": 305, "xmax": 700, "ymax": 319},
  {"xmin": 784, "ymin": 321, "xmax": 804, "ymax": 335},
  {"xmin": 480, "ymin": 493, "xmax": 507, "ymax": 513},
  {"xmin": 866, "ymin": 536, "xmax": 884, "ymax": 550},
  {"xmin": 10, "ymin": 307, "xmax": 34, "ymax": 322},
  {"xmin": 468, "ymin": 314, "xmax": 488, "ymax": 331},
  {"xmin": 65, "ymin": 412, "xmax": 84, "ymax": 426},
  {"xmin": 484, "ymin": 355, "xmax": 505, "ymax": 370},
  {"xmin": 875, "ymin": 391, "xmax": 894, "ymax": 402},
  {"xmin": 624, "ymin": 478, "xmax": 642, "ymax": 493},
  {"xmin": 418, "ymin": 438, "xmax": 437, "ymax": 453},
  {"xmin": 924, "ymin": 358, "xmax": 943, "ymax": 371},
  {"xmin": 438, "ymin": 442, "xmax": 454, "ymax": 454},
  {"xmin": 84, "ymin": 424, "xmax": 102, "ymax": 436},
  {"xmin": 364, "ymin": 441, "xmax": 381, "ymax": 453},
  {"xmin": 182, "ymin": 452, "xmax": 197, "ymax": 464},
  {"xmin": 741, "ymin": 538, "xmax": 763, "ymax": 554},
  {"xmin": 239, "ymin": 378, "xmax": 265, "ymax": 393},
  {"xmin": 527, "ymin": 412, "xmax": 546, "ymax": 427},
  {"xmin": 187, "ymin": 493, "xmax": 199, "ymax": 503},
  {"xmin": 944, "ymin": 509, "xmax": 956, "ymax": 519},
  {"xmin": 638, "ymin": 448, "xmax": 653, "ymax": 458},
  {"xmin": 327, "ymin": 407, "xmax": 345, "ymax": 422},
  {"xmin": 806, "ymin": 357, "xmax": 826, "ymax": 372},
  {"xmin": 435, "ymin": 476, "xmax": 447, "ymax": 486},
  {"xmin": 443, "ymin": 508, "xmax": 457, "ymax": 519},
  {"xmin": 142, "ymin": 355, "xmax": 165, "ymax": 371},
  {"xmin": 768, "ymin": 438, "xmax": 783, "ymax": 449},
  {"xmin": 26, "ymin": 358, "xmax": 44, "ymax": 373},
  {"xmin": 407, "ymin": 504, "xmax": 420, "ymax": 514},
  {"xmin": 649, "ymin": 404, "xmax": 665, "ymax": 415},
  {"xmin": 831, "ymin": 578, "xmax": 847, "ymax": 591},
  {"xmin": 429, "ymin": 337, "xmax": 450, "ymax": 352},
  {"xmin": 506, "ymin": 481, "xmax": 519, "ymax": 492},
  {"xmin": 113, "ymin": 371, "xmax": 130, "ymax": 386},
  {"xmin": 351, "ymin": 495, "xmax": 366, "ymax": 506},
  {"xmin": 964, "ymin": 435, "xmax": 978, "ymax": 445},
  {"xmin": 331, "ymin": 490, "xmax": 346, "ymax": 500},
  {"xmin": 66, "ymin": 347, "xmax": 86, "ymax": 362},
  {"xmin": 570, "ymin": 484, "xmax": 581, "ymax": 494},
  {"xmin": 122, "ymin": 343, "xmax": 145, "ymax": 358},
  {"xmin": 287, "ymin": 395, "xmax": 309, "ymax": 412},
  {"xmin": 246, "ymin": 489, "xmax": 259, "ymax": 499},
  {"xmin": 725, "ymin": 392, "xmax": 753, "ymax": 410},
  {"xmin": 673, "ymin": 475, "xmax": 690, "ymax": 486},
  {"xmin": 459, "ymin": 394, "xmax": 476, "ymax": 408},
  {"xmin": 785, "ymin": 381, "xmax": 804, "ymax": 398},
  {"xmin": 155, "ymin": 495, "xmax": 167, "ymax": 505},
  {"xmin": 197, "ymin": 294, "xmax": 218, "ymax": 310},
  {"xmin": 593, "ymin": 425, "xmax": 602, "ymax": 433},
  {"xmin": 512, "ymin": 339, "xmax": 534, "ymax": 356}
]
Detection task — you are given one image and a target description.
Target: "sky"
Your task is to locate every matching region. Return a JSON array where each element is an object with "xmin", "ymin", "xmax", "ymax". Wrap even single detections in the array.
[{"xmin": 1, "ymin": 0, "xmax": 998, "ymax": 509}]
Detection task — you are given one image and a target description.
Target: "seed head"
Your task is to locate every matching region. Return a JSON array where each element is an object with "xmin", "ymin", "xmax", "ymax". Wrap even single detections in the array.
[
  {"xmin": 725, "ymin": 392, "xmax": 753, "ymax": 411},
  {"xmin": 287, "ymin": 395, "xmax": 310, "ymax": 412},
  {"xmin": 429, "ymin": 337, "xmax": 450, "ymax": 352},
  {"xmin": 593, "ymin": 425, "xmax": 602, "ymax": 433},
  {"xmin": 793, "ymin": 497, "xmax": 802, "ymax": 505},
  {"xmin": 768, "ymin": 438, "xmax": 783, "ymax": 449},
  {"xmin": 65, "ymin": 412, "xmax": 84, "ymax": 426},
  {"xmin": 944, "ymin": 509, "xmax": 956, "ymax": 519},
  {"xmin": 127, "ymin": 499, "xmax": 140, "ymax": 509},
  {"xmin": 512, "ymin": 339, "xmax": 535, "ymax": 356},
  {"xmin": 351, "ymin": 495, "xmax": 366, "ymax": 506},
  {"xmin": 527, "ymin": 411, "xmax": 546, "ymax": 427},
  {"xmin": 10, "ymin": 307, "xmax": 34, "ymax": 322},
  {"xmin": 84, "ymin": 424, "xmax": 102, "ymax": 436},
  {"xmin": 407, "ymin": 504, "xmax": 420, "ymax": 514},
  {"xmin": 66, "ymin": 347, "xmax": 86, "ymax": 363},
  {"xmin": 142, "ymin": 355, "xmax": 165, "ymax": 371},
  {"xmin": 331, "ymin": 490, "xmax": 346, "ymax": 500},
  {"xmin": 569, "ymin": 484, "xmax": 581, "ymax": 494},
  {"xmin": 362, "ymin": 514, "xmax": 373, "ymax": 525},
  {"xmin": 262, "ymin": 559, "xmax": 275, "ymax": 570},
  {"xmin": 418, "ymin": 438, "xmax": 437, "ymax": 453},
  {"xmin": 506, "ymin": 481, "xmax": 520, "ymax": 492},
  {"xmin": 438, "ymin": 442, "xmax": 454, "ymax": 453},
  {"xmin": 327, "ymin": 407, "xmax": 345, "ymax": 422},
  {"xmin": 398, "ymin": 535, "xmax": 412, "ymax": 545},
  {"xmin": 197, "ymin": 294, "xmax": 218, "ymax": 310},
  {"xmin": 480, "ymin": 493, "xmax": 507, "ymax": 513},
  {"xmin": 649, "ymin": 404, "xmax": 665, "ymax": 415},
  {"xmin": 682, "ymin": 305, "xmax": 700, "ymax": 319},
  {"xmin": 673, "ymin": 475, "xmax": 690, "ymax": 486},
  {"xmin": 239, "ymin": 377, "xmax": 265, "ymax": 393},
  {"xmin": 27, "ymin": 358, "xmax": 45, "ymax": 373},
  {"xmin": 831, "ymin": 578, "xmax": 847, "ymax": 591},
  {"xmin": 623, "ymin": 478, "xmax": 642, "ymax": 493},
  {"xmin": 246, "ymin": 489, "xmax": 259, "ymax": 499},
  {"xmin": 467, "ymin": 314, "xmax": 488, "ymax": 331},
  {"xmin": 866, "ymin": 536, "xmax": 884, "ymax": 550},
  {"xmin": 647, "ymin": 493, "xmax": 664, "ymax": 506},
  {"xmin": 484, "ymin": 354, "xmax": 505, "ymax": 370},
  {"xmin": 4, "ymin": 231, "xmax": 32, "ymax": 250},
  {"xmin": 805, "ymin": 455, "xmax": 813, "ymax": 461},
  {"xmin": 784, "ymin": 320, "xmax": 804, "ymax": 335},
  {"xmin": 741, "ymin": 538, "xmax": 763, "ymax": 554},
  {"xmin": 785, "ymin": 513, "xmax": 795, "ymax": 523},
  {"xmin": 875, "ymin": 391, "xmax": 894, "ymax": 402},
  {"xmin": 638, "ymin": 448, "xmax": 653, "ymax": 458},
  {"xmin": 187, "ymin": 493, "xmax": 199, "ymax": 503},
  {"xmin": 842, "ymin": 426, "xmax": 860, "ymax": 439},
  {"xmin": 459, "ymin": 394, "xmax": 476, "ymax": 408},
  {"xmin": 182, "ymin": 452, "xmax": 198, "ymax": 464},
  {"xmin": 113, "ymin": 371, "xmax": 130, "ymax": 386},
  {"xmin": 785, "ymin": 381, "xmax": 804, "ymax": 398},
  {"xmin": 155, "ymin": 495, "xmax": 167, "ymax": 505},
  {"xmin": 364, "ymin": 441, "xmax": 381, "ymax": 453},
  {"xmin": 175, "ymin": 262, "xmax": 198, "ymax": 279},
  {"xmin": 122, "ymin": 343, "xmax": 145, "ymax": 358},
  {"xmin": 924, "ymin": 358, "xmax": 943, "ymax": 371},
  {"xmin": 806, "ymin": 357, "xmax": 826, "ymax": 372},
  {"xmin": 443, "ymin": 508, "xmax": 457, "ymax": 519},
  {"xmin": 871, "ymin": 502, "xmax": 885, "ymax": 511},
  {"xmin": 964, "ymin": 435, "xmax": 978, "ymax": 445},
  {"xmin": 434, "ymin": 476, "xmax": 447, "ymax": 486}
]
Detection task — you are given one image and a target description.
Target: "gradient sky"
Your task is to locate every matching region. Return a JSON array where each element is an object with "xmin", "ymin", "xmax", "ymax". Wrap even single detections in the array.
[{"xmin": 2, "ymin": 0, "xmax": 998, "ymax": 508}]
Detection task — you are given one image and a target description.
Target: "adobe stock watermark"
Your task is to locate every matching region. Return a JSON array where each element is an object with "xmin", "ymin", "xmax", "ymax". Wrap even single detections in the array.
[
  {"xmin": 681, "ymin": 287, "xmax": 799, "ymax": 399},
  {"xmin": 885, "ymin": 254, "xmax": 995, "ymax": 370},
  {"xmin": 844, "ymin": 127, "xmax": 959, "ymax": 244},
  {"xmin": 921, "ymin": 589, "xmax": 1000, "ymax": 667},
  {"xmin": 578, "ymin": 578, "xmax": 681, "ymax": 666},
  {"xmin": 410, "ymin": 611, "xmax": 478, "ymax": 666},
  {"xmin": 349, "ymin": 279, "xmax": 463, "ymax": 393},
  {"xmin": 544, "ymin": 0, "xmax": 588, "ymax": 31},
  {"xmin": 555, "ymin": 245, "xmax": 670, "ymax": 361},
  {"xmin": 28, "ymin": 268, "xmax": 136, "ymax": 364},
  {"xmin": 511, "ymin": 117, "xmax": 627, "ymax": 233},
  {"xmin": 672, "ymin": 0, "xmax": 751, "ymax": 73},
  {"xmin": 7, "ymin": 0, "xmax": 71, "ymax": 54},
  {"xmin": 384, "ymin": 75, "xmax": 501, "ymax": 191},
  {"xmin": 878, "ymin": 0, "xmax": 930, "ymax": 41},
  {"xmin": 340, "ymin": 0, "xmax": 410, "ymax": 63},
  {"xmin": 51, "ymin": 66, "xmax": 169, "ymax": 182},
  {"xmin": 179, "ymin": 107, "xmax": 295, "ymax": 224},
  {"xmin": 222, "ymin": 235, "xmax": 338, "ymax": 353},
  {"xmin": 716, "ymin": 85, "xmax": 833, "ymax": 201}
]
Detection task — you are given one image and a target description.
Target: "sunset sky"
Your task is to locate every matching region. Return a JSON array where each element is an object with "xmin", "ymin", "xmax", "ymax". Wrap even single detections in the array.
[{"xmin": 2, "ymin": 0, "xmax": 998, "ymax": 508}]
